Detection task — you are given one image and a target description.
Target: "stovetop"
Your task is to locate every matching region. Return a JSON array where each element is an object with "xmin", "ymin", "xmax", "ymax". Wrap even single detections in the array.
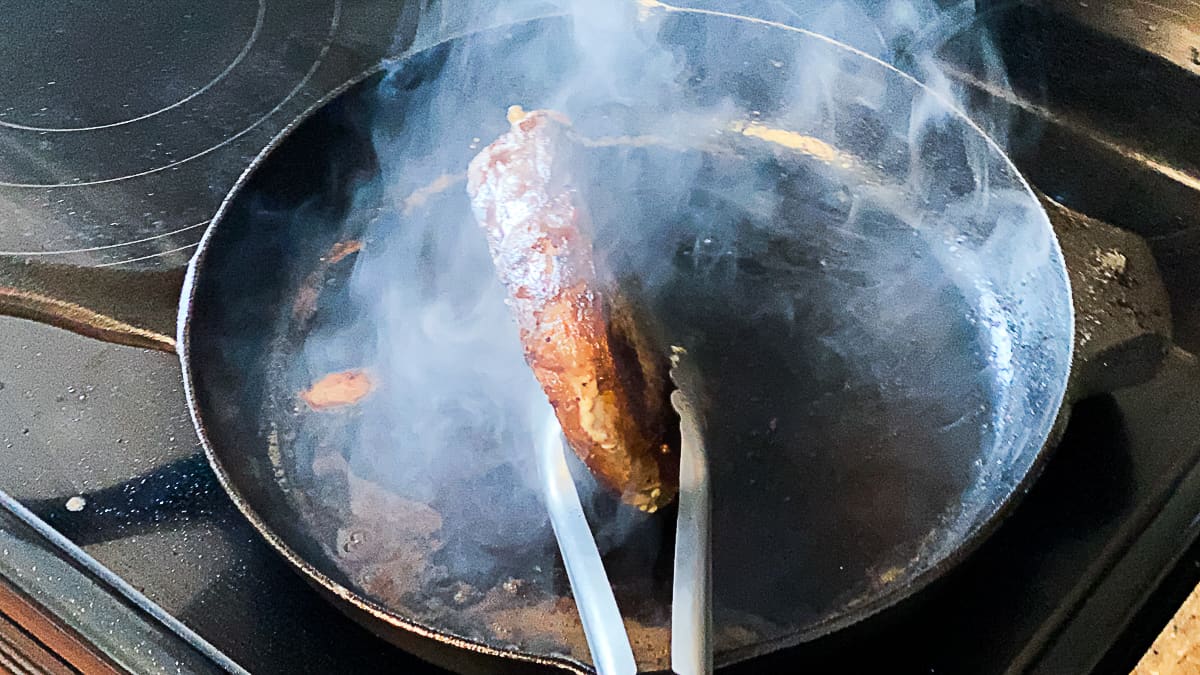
[
  {"xmin": 0, "ymin": 0, "xmax": 418, "ymax": 268},
  {"xmin": 2, "ymin": 1, "xmax": 1200, "ymax": 673}
]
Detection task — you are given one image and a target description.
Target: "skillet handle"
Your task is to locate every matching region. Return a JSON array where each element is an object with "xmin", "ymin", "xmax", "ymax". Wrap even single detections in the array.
[
  {"xmin": 1041, "ymin": 195, "xmax": 1172, "ymax": 401},
  {"xmin": 0, "ymin": 255, "xmax": 183, "ymax": 354}
]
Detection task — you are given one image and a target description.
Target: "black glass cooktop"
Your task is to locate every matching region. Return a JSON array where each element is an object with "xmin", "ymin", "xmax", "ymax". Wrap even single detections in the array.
[
  {"xmin": 2, "ymin": 1, "xmax": 1200, "ymax": 673},
  {"xmin": 0, "ymin": 0, "xmax": 422, "ymax": 268}
]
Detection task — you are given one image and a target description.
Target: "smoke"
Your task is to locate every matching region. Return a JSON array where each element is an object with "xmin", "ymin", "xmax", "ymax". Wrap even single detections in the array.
[{"xmin": 291, "ymin": 0, "xmax": 1072, "ymax": 661}]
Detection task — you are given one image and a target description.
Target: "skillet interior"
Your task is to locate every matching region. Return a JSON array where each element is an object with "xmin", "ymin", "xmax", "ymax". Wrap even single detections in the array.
[{"xmin": 183, "ymin": 13, "xmax": 1073, "ymax": 671}]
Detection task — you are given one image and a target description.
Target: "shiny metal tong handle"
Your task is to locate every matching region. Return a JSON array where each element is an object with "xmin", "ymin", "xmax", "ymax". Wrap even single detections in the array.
[
  {"xmin": 537, "ymin": 414, "xmax": 637, "ymax": 675},
  {"xmin": 670, "ymin": 387, "xmax": 712, "ymax": 675}
]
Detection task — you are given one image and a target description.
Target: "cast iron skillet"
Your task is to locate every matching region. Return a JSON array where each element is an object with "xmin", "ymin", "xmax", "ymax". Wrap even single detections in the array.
[{"xmin": 0, "ymin": 8, "xmax": 1172, "ymax": 674}]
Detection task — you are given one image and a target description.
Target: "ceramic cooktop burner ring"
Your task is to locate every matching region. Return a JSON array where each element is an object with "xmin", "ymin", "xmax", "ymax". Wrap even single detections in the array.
[
  {"xmin": 0, "ymin": 219, "xmax": 209, "ymax": 258},
  {"xmin": 0, "ymin": 0, "xmax": 342, "ymax": 189},
  {"xmin": 0, "ymin": 0, "xmax": 266, "ymax": 133}
]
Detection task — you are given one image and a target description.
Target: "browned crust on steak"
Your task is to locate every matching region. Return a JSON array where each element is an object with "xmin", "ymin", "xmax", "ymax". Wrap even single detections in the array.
[{"xmin": 467, "ymin": 107, "xmax": 678, "ymax": 511}]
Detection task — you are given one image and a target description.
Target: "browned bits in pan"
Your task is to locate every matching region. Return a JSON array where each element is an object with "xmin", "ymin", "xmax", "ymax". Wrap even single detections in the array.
[
  {"xmin": 292, "ymin": 239, "xmax": 364, "ymax": 322},
  {"xmin": 326, "ymin": 239, "xmax": 364, "ymax": 264},
  {"xmin": 300, "ymin": 369, "xmax": 376, "ymax": 411}
]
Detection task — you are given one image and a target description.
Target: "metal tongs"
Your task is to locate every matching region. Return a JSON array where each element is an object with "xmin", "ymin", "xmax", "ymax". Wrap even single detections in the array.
[
  {"xmin": 536, "ymin": 348, "xmax": 711, "ymax": 675},
  {"xmin": 667, "ymin": 347, "xmax": 713, "ymax": 675}
]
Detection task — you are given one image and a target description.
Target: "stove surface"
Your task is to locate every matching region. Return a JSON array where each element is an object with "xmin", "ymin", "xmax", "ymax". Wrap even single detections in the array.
[
  {"xmin": 2, "ymin": 1, "xmax": 1200, "ymax": 674},
  {"xmin": 0, "ymin": 0, "xmax": 412, "ymax": 268}
]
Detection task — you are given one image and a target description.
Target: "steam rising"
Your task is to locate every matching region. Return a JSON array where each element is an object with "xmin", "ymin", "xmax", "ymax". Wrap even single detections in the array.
[{"xmin": 289, "ymin": 0, "xmax": 1071, "ymax": 665}]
